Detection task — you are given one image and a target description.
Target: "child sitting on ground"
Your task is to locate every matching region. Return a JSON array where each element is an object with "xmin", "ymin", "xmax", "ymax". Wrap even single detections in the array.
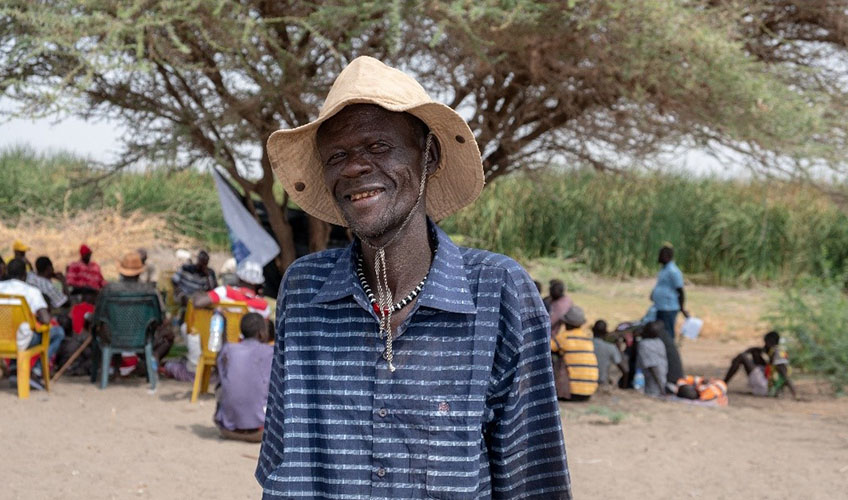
[
  {"xmin": 676, "ymin": 375, "xmax": 728, "ymax": 406},
  {"xmin": 214, "ymin": 312, "xmax": 273, "ymax": 442},
  {"xmin": 591, "ymin": 320, "xmax": 629, "ymax": 388},
  {"xmin": 724, "ymin": 330, "xmax": 797, "ymax": 399},
  {"xmin": 637, "ymin": 320, "xmax": 668, "ymax": 397}
]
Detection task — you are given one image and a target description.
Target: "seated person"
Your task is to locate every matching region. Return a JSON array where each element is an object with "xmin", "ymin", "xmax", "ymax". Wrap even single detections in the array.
[
  {"xmin": 637, "ymin": 320, "xmax": 668, "ymax": 397},
  {"xmin": 192, "ymin": 260, "xmax": 269, "ymax": 319},
  {"xmin": 66, "ymin": 244, "xmax": 107, "ymax": 294},
  {"xmin": 676, "ymin": 375, "xmax": 728, "ymax": 406},
  {"xmin": 27, "ymin": 256, "xmax": 69, "ymax": 310},
  {"xmin": 724, "ymin": 331, "xmax": 797, "ymax": 399},
  {"xmin": 215, "ymin": 312, "xmax": 274, "ymax": 442},
  {"xmin": 0, "ymin": 258, "xmax": 66, "ymax": 381},
  {"xmin": 551, "ymin": 306, "xmax": 598, "ymax": 401},
  {"xmin": 161, "ymin": 323, "xmax": 202, "ymax": 382},
  {"xmin": 591, "ymin": 320, "xmax": 629, "ymax": 387},
  {"xmin": 171, "ymin": 250, "xmax": 218, "ymax": 307},
  {"xmin": 95, "ymin": 252, "xmax": 172, "ymax": 376}
]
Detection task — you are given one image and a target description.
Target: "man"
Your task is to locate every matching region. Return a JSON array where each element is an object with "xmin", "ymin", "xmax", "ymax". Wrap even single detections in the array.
[
  {"xmin": 66, "ymin": 244, "xmax": 107, "ymax": 293},
  {"xmin": 638, "ymin": 320, "xmax": 669, "ymax": 396},
  {"xmin": 551, "ymin": 307, "xmax": 598, "ymax": 401},
  {"xmin": 7, "ymin": 239, "xmax": 34, "ymax": 272},
  {"xmin": 0, "ymin": 258, "xmax": 66, "ymax": 379},
  {"xmin": 192, "ymin": 260, "xmax": 269, "ymax": 319},
  {"xmin": 96, "ymin": 252, "xmax": 170, "ymax": 371},
  {"xmin": 256, "ymin": 56, "xmax": 570, "ymax": 499},
  {"xmin": 27, "ymin": 256, "xmax": 69, "ymax": 310},
  {"xmin": 650, "ymin": 245, "xmax": 688, "ymax": 339},
  {"xmin": 214, "ymin": 312, "xmax": 273, "ymax": 443},
  {"xmin": 171, "ymin": 250, "xmax": 217, "ymax": 306},
  {"xmin": 724, "ymin": 331, "xmax": 798, "ymax": 399}
]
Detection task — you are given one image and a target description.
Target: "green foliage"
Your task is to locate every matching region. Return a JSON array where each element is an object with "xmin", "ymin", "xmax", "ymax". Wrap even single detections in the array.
[
  {"xmin": 0, "ymin": 147, "xmax": 228, "ymax": 247},
  {"xmin": 766, "ymin": 282, "xmax": 848, "ymax": 392},
  {"xmin": 443, "ymin": 170, "xmax": 848, "ymax": 285}
]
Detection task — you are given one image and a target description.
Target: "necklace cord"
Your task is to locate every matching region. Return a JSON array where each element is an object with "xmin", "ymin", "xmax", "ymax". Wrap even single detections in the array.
[{"xmin": 358, "ymin": 133, "xmax": 435, "ymax": 372}]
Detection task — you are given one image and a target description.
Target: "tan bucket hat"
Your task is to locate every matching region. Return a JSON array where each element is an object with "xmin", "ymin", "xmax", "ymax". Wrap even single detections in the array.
[
  {"xmin": 266, "ymin": 56, "xmax": 484, "ymax": 227},
  {"xmin": 117, "ymin": 251, "xmax": 145, "ymax": 277}
]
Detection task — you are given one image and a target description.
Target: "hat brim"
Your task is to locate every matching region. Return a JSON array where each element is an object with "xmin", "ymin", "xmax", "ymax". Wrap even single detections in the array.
[
  {"xmin": 118, "ymin": 265, "xmax": 145, "ymax": 277},
  {"xmin": 266, "ymin": 97, "xmax": 484, "ymax": 227}
]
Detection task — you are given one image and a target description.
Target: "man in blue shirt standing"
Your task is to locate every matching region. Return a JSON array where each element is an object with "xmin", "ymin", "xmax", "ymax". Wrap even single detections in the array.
[
  {"xmin": 651, "ymin": 245, "xmax": 689, "ymax": 340},
  {"xmin": 255, "ymin": 56, "xmax": 571, "ymax": 499}
]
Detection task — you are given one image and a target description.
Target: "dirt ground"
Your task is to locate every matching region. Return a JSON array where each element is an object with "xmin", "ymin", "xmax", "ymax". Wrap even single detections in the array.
[{"xmin": 2, "ymin": 268, "xmax": 846, "ymax": 499}]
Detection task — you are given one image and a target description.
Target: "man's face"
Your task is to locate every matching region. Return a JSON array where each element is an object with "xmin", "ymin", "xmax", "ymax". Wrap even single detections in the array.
[
  {"xmin": 317, "ymin": 104, "xmax": 430, "ymax": 240},
  {"xmin": 82, "ymin": 253, "xmax": 92, "ymax": 264},
  {"xmin": 197, "ymin": 254, "xmax": 209, "ymax": 271}
]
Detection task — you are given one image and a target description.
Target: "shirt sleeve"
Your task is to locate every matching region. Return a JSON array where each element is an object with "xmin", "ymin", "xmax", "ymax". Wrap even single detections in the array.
[
  {"xmin": 485, "ymin": 272, "xmax": 571, "ymax": 499},
  {"xmin": 256, "ymin": 274, "xmax": 288, "ymax": 489},
  {"xmin": 207, "ymin": 286, "xmax": 227, "ymax": 304},
  {"xmin": 672, "ymin": 267, "xmax": 684, "ymax": 289}
]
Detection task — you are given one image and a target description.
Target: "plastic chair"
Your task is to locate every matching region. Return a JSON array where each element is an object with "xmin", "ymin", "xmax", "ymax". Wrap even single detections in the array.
[
  {"xmin": 90, "ymin": 291, "xmax": 163, "ymax": 390},
  {"xmin": 0, "ymin": 293, "xmax": 51, "ymax": 399},
  {"xmin": 185, "ymin": 300, "xmax": 248, "ymax": 402}
]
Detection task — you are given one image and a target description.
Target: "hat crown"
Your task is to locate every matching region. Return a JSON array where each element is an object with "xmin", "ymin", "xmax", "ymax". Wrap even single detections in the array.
[
  {"xmin": 320, "ymin": 56, "xmax": 431, "ymax": 119},
  {"xmin": 236, "ymin": 260, "xmax": 265, "ymax": 285}
]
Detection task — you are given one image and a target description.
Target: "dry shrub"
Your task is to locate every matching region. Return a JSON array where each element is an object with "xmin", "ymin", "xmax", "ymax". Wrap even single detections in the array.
[{"xmin": 0, "ymin": 208, "xmax": 197, "ymax": 281}]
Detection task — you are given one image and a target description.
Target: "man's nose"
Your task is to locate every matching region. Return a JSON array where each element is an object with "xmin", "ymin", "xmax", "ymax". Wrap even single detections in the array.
[{"xmin": 340, "ymin": 151, "xmax": 373, "ymax": 178}]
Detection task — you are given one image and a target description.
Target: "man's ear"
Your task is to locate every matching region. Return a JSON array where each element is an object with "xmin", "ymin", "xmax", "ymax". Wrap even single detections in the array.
[{"xmin": 426, "ymin": 133, "xmax": 441, "ymax": 175}]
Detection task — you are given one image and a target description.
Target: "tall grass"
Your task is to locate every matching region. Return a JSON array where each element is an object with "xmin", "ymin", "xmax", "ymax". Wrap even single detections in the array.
[
  {"xmin": 0, "ymin": 146, "xmax": 228, "ymax": 247},
  {"xmin": 443, "ymin": 170, "xmax": 848, "ymax": 285}
]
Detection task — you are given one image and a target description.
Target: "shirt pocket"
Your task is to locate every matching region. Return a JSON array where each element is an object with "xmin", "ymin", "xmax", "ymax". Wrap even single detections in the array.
[{"xmin": 426, "ymin": 405, "xmax": 481, "ymax": 499}]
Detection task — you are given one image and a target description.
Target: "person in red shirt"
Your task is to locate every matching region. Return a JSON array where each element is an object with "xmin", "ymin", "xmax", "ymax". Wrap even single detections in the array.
[
  {"xmin": 65, "ymin": 244, "xmax": 107, "ymax": 293},
  {"xmin": 192, "ymin": 260, "xmax": 269, "ymax": 319}
]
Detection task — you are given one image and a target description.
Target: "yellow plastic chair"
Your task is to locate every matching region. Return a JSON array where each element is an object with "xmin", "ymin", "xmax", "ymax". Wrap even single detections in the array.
[
  {"xmin": 0, "ymin": 293, "xmax": 51, "ymax": 399},
  {"xmin": 185, "ymin": 300, "xmax": 248, "ymax": 403}
]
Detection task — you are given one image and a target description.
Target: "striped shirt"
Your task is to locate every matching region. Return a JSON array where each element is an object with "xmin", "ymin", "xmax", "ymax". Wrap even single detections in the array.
[{"xmin": 256, "ymin": 222, "xmax": 571, "ymax": 499}]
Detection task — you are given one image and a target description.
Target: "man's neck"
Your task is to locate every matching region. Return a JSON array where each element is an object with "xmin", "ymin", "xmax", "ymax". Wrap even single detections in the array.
[{"xmin": 359, "ymin": 215, "xmax": 434, "ymax": 300}]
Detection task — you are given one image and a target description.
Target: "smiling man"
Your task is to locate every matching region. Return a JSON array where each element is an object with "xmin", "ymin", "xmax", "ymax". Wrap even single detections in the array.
[{"xmin": 256, "ymin": 56, "xmax": 571, "ymax": 499}]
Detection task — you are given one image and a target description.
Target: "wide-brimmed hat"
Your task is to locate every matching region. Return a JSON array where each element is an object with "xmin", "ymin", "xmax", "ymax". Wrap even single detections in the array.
[
  {"xmin": 117, "ymin": 251, "xmax": 145, "ymax": 277},
  {"xmin": 266, "ymin": 56, "xmax": 485, "ymax": 227}
]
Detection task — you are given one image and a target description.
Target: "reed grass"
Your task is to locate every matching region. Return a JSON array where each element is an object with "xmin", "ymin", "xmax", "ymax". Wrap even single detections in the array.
[{"xmin": 443, "ymin": 170, "xmax": 848, "ymax": 285}]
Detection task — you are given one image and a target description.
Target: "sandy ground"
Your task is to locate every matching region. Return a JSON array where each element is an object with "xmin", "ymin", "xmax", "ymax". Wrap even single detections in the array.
[{"xmin": 2, "ymin": 338, "xmax": 846, "ymax": 500}]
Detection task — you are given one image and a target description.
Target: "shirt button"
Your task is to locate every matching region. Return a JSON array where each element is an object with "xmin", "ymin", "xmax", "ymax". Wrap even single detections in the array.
[
  {"xmin": 376, "ymin": 467, "xmax": 386, "ymax": 478},
  {"xmin": 378, "ymin": 408, "xmax": 388, "ymax": 418}
]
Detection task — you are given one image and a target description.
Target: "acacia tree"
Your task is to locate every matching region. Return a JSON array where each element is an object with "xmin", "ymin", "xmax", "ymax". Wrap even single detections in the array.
[{"xmin": 2, "ymin": 0, "xmax": 846, "ymax": 271}]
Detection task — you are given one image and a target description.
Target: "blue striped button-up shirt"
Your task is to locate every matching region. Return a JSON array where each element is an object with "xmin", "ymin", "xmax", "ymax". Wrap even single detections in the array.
[{"xmin": 256, "ymin": 223, "xmax": 571, "ymax": 499}]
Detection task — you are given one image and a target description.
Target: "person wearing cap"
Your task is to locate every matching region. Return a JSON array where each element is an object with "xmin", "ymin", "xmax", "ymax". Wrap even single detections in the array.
[
  {"xmin": 255, "ymin": 57, "xmax": 570, "ymax": 499},
  {"xmin": 0, "ymin": 258, "xmax": 67, "ymax": 385},
  {"xmin": 66, "ymin": 244, "xmax": 107, "ymax": 293},
  {"xmin": 192, "ymin": 260, "xmax": 269, "ymax": 319},
  {"xmin": 6, "ymin": 239, "xmax": 34, "ymax": 272}
]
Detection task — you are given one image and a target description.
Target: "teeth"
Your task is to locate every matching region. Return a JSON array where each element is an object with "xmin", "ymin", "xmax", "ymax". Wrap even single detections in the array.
[{"xmin": 350, "ymin": 189, "xmax": 381, "ymax": 201}]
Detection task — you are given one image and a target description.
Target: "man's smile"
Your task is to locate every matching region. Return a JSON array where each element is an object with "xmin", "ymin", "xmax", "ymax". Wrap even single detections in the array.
[{"xmin": 342, "ymin": 187, "xmax": 387, "ymax": 209}]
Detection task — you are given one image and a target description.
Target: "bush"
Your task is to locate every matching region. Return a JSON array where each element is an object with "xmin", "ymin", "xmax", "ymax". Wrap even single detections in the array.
[{"xmin": 766, "ymin": 282, "xmax": 848, "ymax": 393}]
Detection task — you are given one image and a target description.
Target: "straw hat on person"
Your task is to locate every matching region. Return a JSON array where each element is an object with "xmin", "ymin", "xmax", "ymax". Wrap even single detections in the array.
[
  {"xmin": 266, "ymin": 56, "xmax": 485, "ymax": 227},
  {"xmin": 117, "ymin": 251, "xmax": 145, "ymax": 277}
]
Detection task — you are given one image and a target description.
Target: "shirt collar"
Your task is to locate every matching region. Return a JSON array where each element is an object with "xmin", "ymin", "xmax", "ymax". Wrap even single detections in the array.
[{"xmin": 312, "ymin": 220, "xmax": 475, "ymax": 314}]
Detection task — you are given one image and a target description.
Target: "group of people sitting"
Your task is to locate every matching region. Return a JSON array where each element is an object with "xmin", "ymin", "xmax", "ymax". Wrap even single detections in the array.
[
  {"xmin": 0, "ymin": 240, "xmax": 274, "ymax": 442},
  {"xmin": 542, "ymin": 277, "xmax": 797, "ymax": 405}
]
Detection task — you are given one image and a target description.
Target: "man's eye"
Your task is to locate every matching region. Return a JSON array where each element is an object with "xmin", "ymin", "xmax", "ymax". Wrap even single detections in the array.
[
  {"xmin": 327, "ymin": 152, "xmax": 346, "ymax": 165},
  {"xmin": 369, "ymin": 142, "xmax": 390, "ymax": 153}
]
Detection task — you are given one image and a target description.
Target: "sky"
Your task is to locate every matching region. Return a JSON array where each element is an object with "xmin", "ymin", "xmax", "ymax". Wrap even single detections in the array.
[{"xmin": 0, "ymin": 112, "xmax": 746, "ymax": 178}]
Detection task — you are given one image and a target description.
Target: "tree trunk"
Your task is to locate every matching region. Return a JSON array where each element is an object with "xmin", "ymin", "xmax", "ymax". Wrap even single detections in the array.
[
  {"xmin": 255, "ymin": 180, "xmax": 297, "ymax": 271},
  {"xmin": 307, "ymin": 215, "xmax": 332, "ymax": 253}
]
